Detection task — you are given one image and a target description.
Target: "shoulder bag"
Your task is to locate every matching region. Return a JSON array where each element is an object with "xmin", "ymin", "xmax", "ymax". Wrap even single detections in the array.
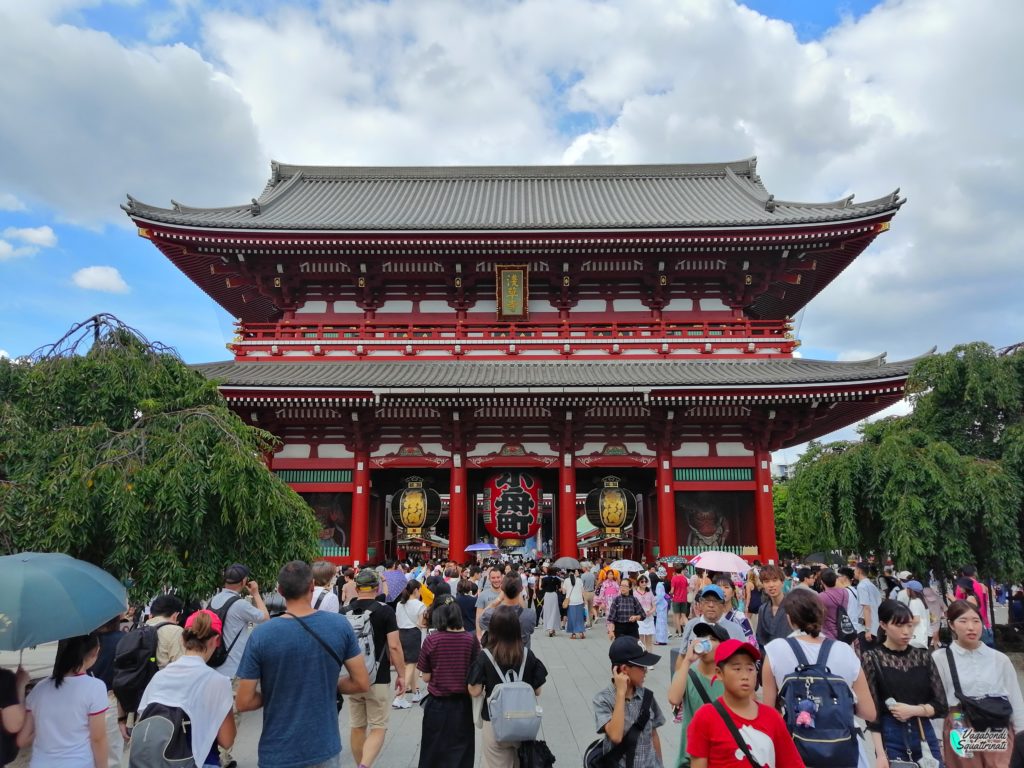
[
  {"xmin": 583, "ymin": 688, "xmax": 654, "ymax": 768},
  {"xmin": 285, "ymin": 612, "xmax": 346, "ymax": 712},
  {"xmin": 688, "ymin": 668, "xmax": 712, "ymax": 705},
  {"xmin": 944, "ymin": 646, "xmax": 1012, "ymax": 730},
  {"xmin": 711, "ymin": 700, "xmax": 760, "ymax": 768}
]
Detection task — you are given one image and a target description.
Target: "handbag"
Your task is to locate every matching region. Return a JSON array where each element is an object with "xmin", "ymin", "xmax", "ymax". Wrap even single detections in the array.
[
  {"xmin": 945, "ymin": 646, "xmax": 1013, "ymax": 730},
  {"xmin": 286, "ymin": 612, "xmax": 346, "ymax": 712},
  {"xmin": 583, "ymin": 688, "xmax": 654, "ymax": 768},
  {"xmin": 518, "ymin": 719, "xmax": 556, "ymax": 768}
]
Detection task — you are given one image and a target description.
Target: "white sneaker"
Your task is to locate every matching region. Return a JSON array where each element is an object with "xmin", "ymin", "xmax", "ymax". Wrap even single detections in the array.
[
  {"xmin": 392, "ymin": 697, "xmax": 411, "ymax": 709},
  {"xmin": 410, "ymin": 690, "xmax": 426, "ymax": 703}
]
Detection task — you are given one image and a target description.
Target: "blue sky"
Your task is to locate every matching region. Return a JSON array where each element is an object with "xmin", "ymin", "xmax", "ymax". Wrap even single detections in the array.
[{"xmin": 1, "ymin": 0, "xmax": 1020, "ymax": 463}]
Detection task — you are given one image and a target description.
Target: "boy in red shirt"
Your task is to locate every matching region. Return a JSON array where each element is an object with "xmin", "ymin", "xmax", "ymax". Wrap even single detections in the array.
[{"xmin": 686, "ymin": 639, "xmax": 804, "ymax": 768}]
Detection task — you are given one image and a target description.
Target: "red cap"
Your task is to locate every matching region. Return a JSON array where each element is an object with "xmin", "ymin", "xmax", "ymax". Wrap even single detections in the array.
[
  {"xmin": 185, "ymin": 609, "xmax": 222, "ymax": 636},
  {"xmin": 714, "ymin": 638, "xmax": 761, "ymax": 666}
]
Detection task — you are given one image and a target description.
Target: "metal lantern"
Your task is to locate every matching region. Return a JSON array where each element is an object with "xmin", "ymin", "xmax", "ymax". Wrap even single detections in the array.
[
  {"xmin": 482, "ymin": 470, "xmax": 541, "ymax": 542},
  {"xmin": 389, "ymin": 476, "xmax": 442, "ymax": 536},
  {"xmin": 584, "ymin": 475, "xmax": 637, "ymax": 536}
]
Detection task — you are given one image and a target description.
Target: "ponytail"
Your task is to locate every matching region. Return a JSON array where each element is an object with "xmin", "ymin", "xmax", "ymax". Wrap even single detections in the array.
[{"xmin": 53, "ymin": 634, "xmax": 99, "ymax": 688}]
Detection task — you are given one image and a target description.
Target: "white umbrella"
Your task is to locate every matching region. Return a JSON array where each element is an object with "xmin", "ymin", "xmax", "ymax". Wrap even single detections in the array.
[
  {"xmin": 688, "ymin": 550, "xmax": 750, "ymax": 575},
  {"xmin": 609, "ymin": 559, "xmax": 644, "ymax": 574}
]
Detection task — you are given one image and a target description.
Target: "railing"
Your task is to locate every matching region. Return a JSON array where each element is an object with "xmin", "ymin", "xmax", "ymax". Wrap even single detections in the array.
[
  {"xmin": 232, "ymin": 318, "xmax": 796, "ymax": 358},
  {"xmin": 677, "ymin": 545, "xmax": 759, "ymax": 557}
]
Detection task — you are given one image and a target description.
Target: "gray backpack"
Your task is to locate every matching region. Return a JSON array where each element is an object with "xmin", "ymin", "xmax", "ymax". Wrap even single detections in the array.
[{"xmin": 483, "ymin": 649, "xmax": 542, "ymax": 743}]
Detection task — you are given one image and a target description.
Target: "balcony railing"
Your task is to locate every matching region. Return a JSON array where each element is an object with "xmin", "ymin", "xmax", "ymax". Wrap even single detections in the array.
[{"xmin": 232, "ymin": 318, "xmax": 796, "ymax": 358}]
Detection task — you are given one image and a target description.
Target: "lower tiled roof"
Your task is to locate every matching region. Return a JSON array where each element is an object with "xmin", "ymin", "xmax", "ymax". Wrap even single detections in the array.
[{"xmin": 194, "ymin": 355, "xmax": 920, "ymax": 390}]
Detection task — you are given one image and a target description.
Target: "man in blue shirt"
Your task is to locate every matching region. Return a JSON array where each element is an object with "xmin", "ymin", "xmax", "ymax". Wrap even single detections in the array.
[{"xmin": 236, "ymin": 561, "xmax": 370, "ymax": 768}]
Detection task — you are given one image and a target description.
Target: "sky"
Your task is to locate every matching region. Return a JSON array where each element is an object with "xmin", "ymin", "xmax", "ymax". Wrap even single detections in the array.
[{"xmin": 0, "ymin": 0, "xmax": 1021, "ymax": 463}]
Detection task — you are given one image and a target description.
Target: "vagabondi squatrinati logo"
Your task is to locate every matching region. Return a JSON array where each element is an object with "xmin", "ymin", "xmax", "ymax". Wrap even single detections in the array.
[{"xmin": 950, "ymin": 728, "xmax": 1009, "ymax": 757}]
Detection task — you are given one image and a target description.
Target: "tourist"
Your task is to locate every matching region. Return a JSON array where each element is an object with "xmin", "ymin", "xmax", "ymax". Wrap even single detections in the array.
[
  {"xmin": 0, "ymin": 664, "xmax": 29, "ymax": 768},
  {"xmin": 145, "ymin": 594, "xmax": 185, "ymax": 670},
  {"xmin": 235, "ymin": 560, "xmax": 369, "ymax": 768},
  {"xmin": 130, "ymin": 609, "xmax": 235, "ymax": 768},
  {"xmin": 837, "ymin": 566, "xmax": 861, "ymax": 633},
  {"xmin": 468, "ymin": 605, "xmax": 548, "ymax": 768},
  {"xmin": 607, "ymin": 578, "xmax": 647, "ymax": 640},
  {"xmin": 339, "ymin": 567, "xmax": 358, "ymax": 606},
  {"xmin": 760, "ymin": 589, "xmax": 874, "ymax": 768},
  {"xmin": 955, "ymin": 566, "xmax": 994, "ymax": 646},
  {"xmin": 17, "ymin": 634, "xmax": 109, "ymax": 767},
  {"xmin": 861, "ymin": 599, "xmax": 946, "ymax": 766},
  {"xmin": 340, "ymin": 568, "xmax": 406, "ymax": 768},
  {"xmin": 540, "ymin": 566, "xmax": 562, "ymax": 637},
  {"xmin": 311, "ymin": 560, "xmax": 340, "ymax": 613},
  {"xmin": 793, "ymin": 567, "xmax": 816, "ymax": 592},
  {"xmin": 416, "ymin": 597, "xmax": 480, "ymax": 768},
  {"xmin": 900, "ymin": 580, "xmax": 932, "ymax": 650},
  {"xmin": 932, "ymin": 599, "xmax": 1024, "ymax": 768},
  {"xmin": 671, "ymin": 567, "xmax": 690, "ymax": 637},
  {"xmin": 634, "ymin": 575, "xmax": 657, "ymax": 650},
  {"xmin": 654, "ymin": 569, "xmax": 670, "ymax": 646},
  {"xmin": 817, "ymin": 569, "xmax": 851, "ymax": 641},
  {"xmin": 597, "ymin": 566, "xmax": 623, "ymax": 619},
  {"xmin": 685, "ymin": 640, "xmax": 804, "ymax": 768},
  {"xmin": 756, "ymin": 564, "xmax": 790, "ymax": 649},
  {"xmin": 679, "ymin": 586, "xmax": 747, "ymax": 649},
  {"xmin": 582, "ymin": 563, "xmax": 598, "ymax": 628},
  {"xmin": 455, "ymin": 578, "xmax": 478, "ymax": 634},
  {"xmin": 479, "ymin": 574, "xmax": 538, "ymax": 650},
  {"xmin": 394, "ymin": 579, "xmax": 428, "ymax": 708},
  {"xmin": 744, "ymin": 569, "xmax": 762, "ymax": 632},
  {"xmin": 668, "ymin": 623, "xmax": 728, "ymax": 768},
  {"xmin": 592, "ymin": 636, "xmax": 666, "ymax": 768},
  {"xmin": 854, "ymin": 561, "xmax": 883, "ymax": 651},
  {"xmin": 476, "ymin": 567, "xmax": 505, "ymax": 642},
  {"xmin": 87, "ymin": 614, "xmax": 127, "ymax": 767},
  {"xmin": 563, "ymin": 568, "xmax": 588, "ymax": 640},
  {"xmin": 713, "ymin": 576, "xmax": 755, "ymax": 645}
]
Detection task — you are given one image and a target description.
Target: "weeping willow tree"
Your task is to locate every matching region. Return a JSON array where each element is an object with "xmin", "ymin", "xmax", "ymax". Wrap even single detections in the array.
[
  {"xmin": 782, "ymin": 342, "xmax": 1024, "ymax": 581},
  {"xmin": 0, "ymin": 315, "xmax": 319, "ymax": 600}
]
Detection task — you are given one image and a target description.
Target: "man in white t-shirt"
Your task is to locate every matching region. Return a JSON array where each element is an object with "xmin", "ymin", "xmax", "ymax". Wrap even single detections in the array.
[{"xmin": 208, "ymin": 563, "xmax": 269, "ymax": 768}]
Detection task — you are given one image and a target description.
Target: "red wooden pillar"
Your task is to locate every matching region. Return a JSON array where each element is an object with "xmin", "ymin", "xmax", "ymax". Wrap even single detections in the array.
[
  {"xmin": 558, "ymin": 455, "xmax": 577, "ymax": 558},
  {"xmin": 754, "ymin": 448, "xmax": 779, "ymax": 564},
  {"xmin": 449, "ymin": 459, "xmax": 469, "ymax": 564},
  {"xmin": 351, "ymin": 451, "xmax": 370, "ymax": 565},
  {"xmin": 657, "ymin": 445, "xmax": 677, "ymax": 560},
  {"xmin": 370, "ymin": 493, "xmax": 385, "ymax": 561}
]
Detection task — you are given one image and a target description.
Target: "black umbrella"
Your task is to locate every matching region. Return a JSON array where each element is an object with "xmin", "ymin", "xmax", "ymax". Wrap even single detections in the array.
[{"xmin": 802, "ymin": 552, "xmax": 843, "ymax": 566}]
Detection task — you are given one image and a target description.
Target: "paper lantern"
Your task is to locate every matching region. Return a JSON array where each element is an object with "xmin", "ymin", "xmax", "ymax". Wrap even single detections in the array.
[
  {"xmin": 389, "ymin": 476, "xmax": 442, "ymax": 536},
  {"xmin": 584, "ymin": 475, "xmax": 637, "ymax": 536},
  {"xmin": 482, "ymin": 470, "xmax": 541, "ymax": 541}
]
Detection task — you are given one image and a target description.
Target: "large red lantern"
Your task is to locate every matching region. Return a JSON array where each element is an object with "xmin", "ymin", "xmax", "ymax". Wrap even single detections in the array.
[{"xmin": 482, "ymin": 470, "xmax": 541, "ymax": 542}]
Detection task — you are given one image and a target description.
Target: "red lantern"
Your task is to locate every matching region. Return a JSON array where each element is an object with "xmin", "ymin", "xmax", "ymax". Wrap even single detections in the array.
[{"xmin": 482, "ymin": 470, "xmax": 541, "ymax": 541}]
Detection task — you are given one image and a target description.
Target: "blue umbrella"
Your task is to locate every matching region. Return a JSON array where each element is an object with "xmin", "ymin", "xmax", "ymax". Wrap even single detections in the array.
[
  {"xmin": 0, "ymin": 552, "xmax": 128, "ymax": 651},
  {"xmin": 465, "ymin": 542, "xmax": 500, "ymax": 552}
]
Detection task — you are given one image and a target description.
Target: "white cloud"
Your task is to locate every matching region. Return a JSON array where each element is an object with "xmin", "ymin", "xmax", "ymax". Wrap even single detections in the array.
[
  {"xmin": 72, "ymin": 266, "xmax": 130, "ymax": 294},
  {"xmin": 0, "ymin": 3, "xmax": 265, "ymax": 228},
  {"xmin": 3, "ymin": 225, "xmax": 57, "ymax": 248},
  {"xmin": 0, "ymin": 240, "xmax": 36, "ymax": 261},
  {"xmin": 0, "ymin": 193, "xmax": 26, "ymax": 211},
  {"xmin": 0, "ymin": 349, "xmax": 8, "ymax": 359}
]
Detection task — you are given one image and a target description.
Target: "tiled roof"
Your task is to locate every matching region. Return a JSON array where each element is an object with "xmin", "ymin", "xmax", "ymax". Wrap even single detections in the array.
[
  {"xmin": 194, "ymin": 355, "xmax": 920, "ymax": 390},
  {"xmin": 125, "ymin": 159, "xmax": 902, "ymax": 231}
]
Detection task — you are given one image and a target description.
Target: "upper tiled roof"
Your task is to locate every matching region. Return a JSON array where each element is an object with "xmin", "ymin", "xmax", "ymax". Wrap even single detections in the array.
[
  {"xmin": 195, "ymin": 355, "xmax": 920, "ymax": 391},
  {"xmin": 125, "ymin": 159, "xmax": 902, "ymax": 232}
]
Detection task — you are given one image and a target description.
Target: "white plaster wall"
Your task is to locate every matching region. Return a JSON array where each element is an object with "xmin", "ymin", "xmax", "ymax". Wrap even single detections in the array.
[
  {"xmin": 698, "ymin": 297, "xmax": 729, "ymax": 311},
  {"xmin": 662, "ymin": 298, "xmax": 694, "ymax": 311},
  {"xmin": 375, "ymin": 300, "xmax": 414, "ymax": 314},
  {"xmin": 717, "ymin": 442, "xmax": 753, "ymax": 457},
  {"xmin": 318, "ymin": 444, "xmax": 354, "ymax": 459},
  {"xmin": 678, "ymin": 442, "xmax": 710, "ymax": 456},
  {"xmin": 275, "ymin": 444, "xmax": 311, "ymax": 458},
  {"xmin": 333, "ymin": 300, "xmax": 363, "ymax": 313},
  {"xmin": 296, "ymin": 300, "xmax": 328, "ymax": 314}
]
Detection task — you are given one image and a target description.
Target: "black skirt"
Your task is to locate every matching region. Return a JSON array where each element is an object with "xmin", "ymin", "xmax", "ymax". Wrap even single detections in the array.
[
  {"xmin": 399, "ymin": 627, "xmax": 422, "ymax": 663},
  {"xmin": 613, "ymin": 621, "xmax": 639, "ymax": 639},
  {"xmin": 419, "ymin": 694, "xmax": 474, "ymax": 768}
]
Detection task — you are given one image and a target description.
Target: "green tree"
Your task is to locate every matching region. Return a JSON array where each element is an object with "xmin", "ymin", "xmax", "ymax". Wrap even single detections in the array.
[
  {"xmin": 0, "ymin": 315, "xmax": 319, "ymax": 600},
  {"xmin": 784, "ymin": 342, "xmax": 1024, "ymax": 581}
]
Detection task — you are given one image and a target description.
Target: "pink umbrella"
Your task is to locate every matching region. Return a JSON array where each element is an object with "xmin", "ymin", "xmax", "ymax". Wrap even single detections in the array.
[{"xmin": 688, "ymin": 550, "xmax": 750, "ymax": 575}]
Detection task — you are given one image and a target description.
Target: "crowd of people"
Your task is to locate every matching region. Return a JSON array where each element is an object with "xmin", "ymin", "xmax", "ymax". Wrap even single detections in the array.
[{"xmin": 2, "ymin": 554, "xmax": 1024, "ymax": 768}]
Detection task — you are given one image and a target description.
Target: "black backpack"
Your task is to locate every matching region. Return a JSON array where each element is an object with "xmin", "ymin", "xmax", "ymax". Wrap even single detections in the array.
[
  {"xmin": 207, "ymin": 594, "xmax": 243, "ymax": 669},
  {"xmin": 112, "ymin": 622, "xmax": 174, "ymax": 714},
  {"xmin": 128, "ymin": 702, "xmax": 194, "ymax": 768}
]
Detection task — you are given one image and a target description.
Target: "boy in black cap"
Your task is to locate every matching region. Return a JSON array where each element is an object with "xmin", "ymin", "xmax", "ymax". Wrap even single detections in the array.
[
  {"xmin": 590, "ymin": 636, "xmax": 665, "ymax": 768},
  {"xmin": 668, "ymin": 622, "xmax": 729, "ymax": 767}
]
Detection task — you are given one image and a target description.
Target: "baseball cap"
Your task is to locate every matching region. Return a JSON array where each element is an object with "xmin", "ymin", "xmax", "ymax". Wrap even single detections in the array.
[
  {"xmin": 698, "ymin": 585, "xmax": 725, "ymax": 601},
  {"xmin": 714, "ymin": 638, "xmax": 761, "ymax": 666},
  {"xmin": 902, "ymin": 579, "xmax": 923, "ymax": 592},
  {"xmin": 223, "ymin": 563, "xmax": 251, "ymax": 584},
  {"xmin": 692, "ymin": 621, "xmax": 731, "ymax": 642},
  {"xmin": 354, "ymin": 569, "xmax": 380, "ymax": 587},
  {"xmin": 609, "ymin": 636, "xmax": 661, "ymax": 669},
  {"xmin": 185, "ymin": 608, "xmax": 223, "ymax": 636},
  {"xmin": 896, "ymin": 570, "xmax": 913, "ymax": 581}
]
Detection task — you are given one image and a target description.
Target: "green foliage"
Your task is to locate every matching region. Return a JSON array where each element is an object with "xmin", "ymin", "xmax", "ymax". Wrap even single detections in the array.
[
  {"xmin": 0, "ymin": 316, "xmax": 319, "ymax": 602},
  {"xmin": 785, "ymin": 343, "xmax": 1024, "ymax": 581}
]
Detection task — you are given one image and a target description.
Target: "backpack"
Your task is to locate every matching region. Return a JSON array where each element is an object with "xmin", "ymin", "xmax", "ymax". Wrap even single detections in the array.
[
  {"xmin": 340, "ymin": 601, "xmax": 385, "ymax": 679},
  {"xmin": 482, "ymin": 649, "xmax": 542, "ymax": 744},
  {"xmin": 207, "ymin": 594, "xmax": 244, "ymax": 669},
  {"xmin": 778, "ymin": 638, "xmax": 859, "ymax": 768},
  {"xmin": 128, "ymin": 702, "xmax": 194, "ymax": 768},
  {"xmin": 835, "ymin": 601, "xmax": 857, "ymax": 644},
  {"xmin": 112, "ymin": 622, "xmax": 174, "ymax": 714}
]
